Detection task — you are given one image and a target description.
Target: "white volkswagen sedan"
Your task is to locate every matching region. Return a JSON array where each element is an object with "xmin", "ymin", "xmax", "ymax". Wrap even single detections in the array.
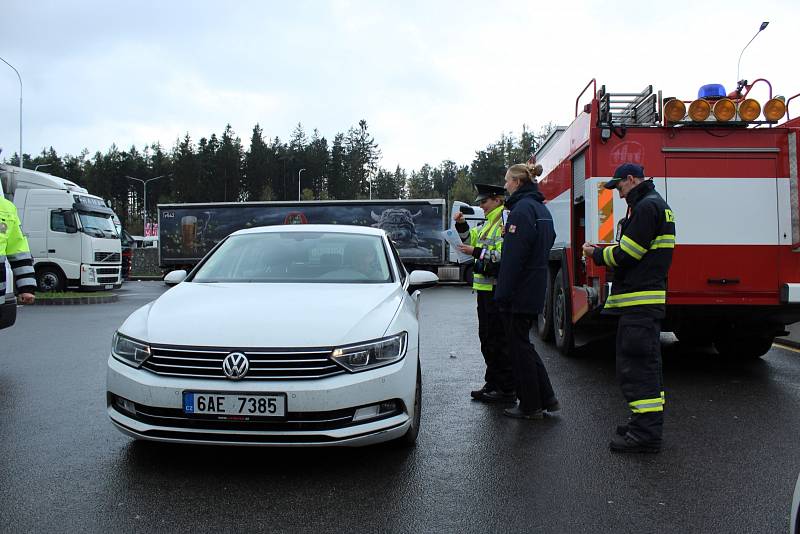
[{"xmin": 107, "ymin": 225, "xmax": 437, "ymax": 447}]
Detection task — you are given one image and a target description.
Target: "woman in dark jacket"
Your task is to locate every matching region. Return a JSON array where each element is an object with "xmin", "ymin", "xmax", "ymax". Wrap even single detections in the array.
[{"xmin": 495, "ymin": 163, "xmax": 559, "ymax": 419}]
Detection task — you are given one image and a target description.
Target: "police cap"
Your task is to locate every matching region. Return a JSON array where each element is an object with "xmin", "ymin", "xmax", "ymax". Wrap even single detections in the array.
[
  {"xmin": 474, "ymin": 183, "xmax": 506, "ymax": 203},
  {"xmin": 605, "ymin": 163, "xmax": 645, "ymax": 189}
]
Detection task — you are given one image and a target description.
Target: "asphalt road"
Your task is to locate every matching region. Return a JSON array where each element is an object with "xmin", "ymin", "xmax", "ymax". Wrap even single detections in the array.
[{"xmin": 1, "ymin": 282, "xmax": 799, "ymax": 533}]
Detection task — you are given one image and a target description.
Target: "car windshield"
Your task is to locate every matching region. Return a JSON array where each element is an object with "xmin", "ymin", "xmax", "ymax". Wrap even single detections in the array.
[
  {"xmin": 192, "ymin": 231, "xmax": 393, "ymax": 284},
  {"xmin": 78, "ymin": 212, "xmax": 119, "ymax": 239}
]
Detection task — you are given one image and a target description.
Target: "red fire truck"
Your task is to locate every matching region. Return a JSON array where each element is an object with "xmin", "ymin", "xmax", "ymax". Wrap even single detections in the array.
[{"xmin": 534, "ymin": 78, "xmax": 800, "ymax": 358}]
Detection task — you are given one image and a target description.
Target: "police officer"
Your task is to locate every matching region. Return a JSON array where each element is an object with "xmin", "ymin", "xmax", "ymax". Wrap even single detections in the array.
[
  {"xmin": 454, "ymin": 183, "xmax": 514, "ymax": 402},
  {"xmin": 582, "ymin": 163, "xmax": 675, "ymax": 453},
  {"xmin": 0, "ymin": 195, "xmax": 36, "ymax": 305},
  {"xmin": 495, "ymin": 164, "xmax": 559, "ymax": 419}
]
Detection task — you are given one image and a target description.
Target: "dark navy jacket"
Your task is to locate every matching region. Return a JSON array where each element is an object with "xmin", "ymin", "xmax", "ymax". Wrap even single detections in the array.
[{"xmin": 494, "ymin": 182, "xmax": 556, "ymax": 315}]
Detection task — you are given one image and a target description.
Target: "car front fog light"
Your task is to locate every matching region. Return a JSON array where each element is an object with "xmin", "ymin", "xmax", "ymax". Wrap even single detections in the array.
[
  {"xmin": 112, "ymin": 332, "xmax": 151, "ymax": 368},
  {"xmin": 332, "ymin": 332, "xmax": 408, "ymax": 372},
  {"xmin": 115, "ymin": 396, "xmax": 136, "ymax": 415}
]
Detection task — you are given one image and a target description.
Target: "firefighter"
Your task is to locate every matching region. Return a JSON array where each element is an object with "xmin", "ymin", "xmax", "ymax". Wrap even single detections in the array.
[
  {"xmin": 582, "ymin": 163, "xmax": 675, "ymax": 453},
  {"xmin": 454, "ymin": 183, "xmax": 514, "ymax": 402},
  {"xmin": 495, "ymin": 164, "xmax": 559, "ymax": 419},
  {"xmin": 0, "ymin": 195, "xmax": 36, "ymax": 305}
]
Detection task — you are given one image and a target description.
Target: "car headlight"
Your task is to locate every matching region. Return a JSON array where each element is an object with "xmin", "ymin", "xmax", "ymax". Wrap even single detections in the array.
[
  {"xmin": 111, "ymin": 332, "xmax": 151, "ymax": 368},
  {"xmin": 332, "ymin": 332, "xmax": 408, "ymax": 372}
]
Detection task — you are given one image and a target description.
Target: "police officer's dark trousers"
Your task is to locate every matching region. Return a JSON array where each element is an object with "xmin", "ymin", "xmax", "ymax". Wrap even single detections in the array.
[
  {"xmin": 617, "ymin": 312, "xmax": 664, "ymax": 445},
  {"xmin": 477, "ymin": 289, "xmax": 514, "ymax": 392},
  {"xmin": 502, "ymin": 313, "xmax": 555, "ymax": 412}
]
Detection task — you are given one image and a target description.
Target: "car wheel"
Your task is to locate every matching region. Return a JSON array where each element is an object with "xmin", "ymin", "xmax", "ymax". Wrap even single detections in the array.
[
  {"xmin": 398, "ymin": 363, "xmax": 422, "ymax": 446},
  {"xmin": 536, "ymin": 269, "xmax": 554, "ymax": 341},
  {"xmin": 37, "ymin": 267, "xmax": 65, "ymax": 292},
  {"xmin": 553, "ymin": 268, "xmax": 574, "ymax": 356}
]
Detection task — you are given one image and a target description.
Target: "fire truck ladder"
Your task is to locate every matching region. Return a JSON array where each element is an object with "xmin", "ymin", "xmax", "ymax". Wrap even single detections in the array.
[{"xmin": 598, "ymin": 85, "xmax": 660, "ymax": 127}]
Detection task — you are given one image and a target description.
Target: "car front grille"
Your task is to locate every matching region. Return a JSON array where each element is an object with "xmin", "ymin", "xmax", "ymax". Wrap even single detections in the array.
[
  {"xmin": 141, "ymin": 345, "xmax": 346, "ymax": 380},
  {"xmin": 95, "ymin": 252, "xmax": 121, "ymax": 262},
  {"xmin": 96, "ymin": 267, "xmax": 119, "ymax": 275}
]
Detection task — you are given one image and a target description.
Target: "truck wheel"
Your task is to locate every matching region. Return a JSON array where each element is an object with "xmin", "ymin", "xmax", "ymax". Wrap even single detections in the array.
[
  {"xmin": 673, "ymin": 325, "xmax": 713, "ymax": 347},
  {"xmin": 397, "ymin": 363, "xmax": 422, "ymax": 446},
  {"xmin": 36, "ymin": 267, "xmax": 65, "ymax": 292},
  {"xmin": 713, "ymin": 335, "xmax": 774, "ymax": 360},
  {"xmin": 536, "ymin": 269, "xmax": 554, "ymax": 341},
  {"xmin": 552, "ymin": 268, "xmax": 574, "ymax": 356}
]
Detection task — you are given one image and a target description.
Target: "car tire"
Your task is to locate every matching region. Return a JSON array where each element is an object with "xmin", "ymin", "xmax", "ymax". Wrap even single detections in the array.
[
  {"xmin": 36, "ymin": 267, "xmax": 66, "ymax": 292},
  {"xmin": 553, "ymin": 267, "xmax": 575, "ymax": 356},
  {"xmin": 398, "ymin": 363, "xmax": 422, "ymax": 446},
  {"xmin": 536, "ymin": 269, "xmax": 554, "ymax": 341}
]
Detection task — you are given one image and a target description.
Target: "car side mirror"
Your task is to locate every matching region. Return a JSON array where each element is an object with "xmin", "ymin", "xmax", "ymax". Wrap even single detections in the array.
[
  {"xmin": 63, "ymin": 211, "xmax": 78, "ymax": 234},
  {"xmin": 407, "ymin": 270, "xmax": 438, "ymax": 293},
  {"xmin": 164, "ymin": 270, "xmax": 187, "ymax": 286}
]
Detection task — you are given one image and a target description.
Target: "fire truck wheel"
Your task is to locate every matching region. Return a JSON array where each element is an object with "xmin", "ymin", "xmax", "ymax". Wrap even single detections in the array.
[
  {"xmin": 552, "ymin": 268, "xmax": 575, "ymax": 356},
  {"xmin": 713, "ymin": 335, "xmax": 774, "ymax": 360},
  {"xmin": 536, "ymin": 270, "xmax": 554, "ymax": 341}
]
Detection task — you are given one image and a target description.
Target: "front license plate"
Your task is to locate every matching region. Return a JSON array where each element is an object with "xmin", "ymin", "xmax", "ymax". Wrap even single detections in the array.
[
  {"xmin": 183, "ymin": 392, "xmax": 286, "ymax": 417},
  {"xmin": 105, "ymin": 284, "xmax": 113, "ymax": 290}
]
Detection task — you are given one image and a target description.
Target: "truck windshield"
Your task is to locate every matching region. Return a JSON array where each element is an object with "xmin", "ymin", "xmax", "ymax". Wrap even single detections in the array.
[
  {"xmin": 78, "ymin": 212, "xmax": 119, "ymax": 239},
  {"xmin": 192, "ymin": 232, "xmax": 393, "ymax": 284}
]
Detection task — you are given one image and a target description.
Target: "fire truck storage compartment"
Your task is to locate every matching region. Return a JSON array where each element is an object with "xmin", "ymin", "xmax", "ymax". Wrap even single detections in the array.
[{"xmin": 664, "ymin": 155, "xmax": 779, "ymax": 298}]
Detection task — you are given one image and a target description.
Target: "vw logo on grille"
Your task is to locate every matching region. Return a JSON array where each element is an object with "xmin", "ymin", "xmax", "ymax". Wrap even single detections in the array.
[{"xmin": 222, "ymin": 352, "xmax": 249, "ymax": 380}]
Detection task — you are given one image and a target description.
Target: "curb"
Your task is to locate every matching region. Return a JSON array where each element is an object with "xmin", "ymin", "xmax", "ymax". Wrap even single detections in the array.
[
  {"xmin": 775, "ymin": 338, "xmax": 800, "ymax": 350},
  {"xmin": 34, "ymin": 294, "xmax": 120, "ymax": 305}
]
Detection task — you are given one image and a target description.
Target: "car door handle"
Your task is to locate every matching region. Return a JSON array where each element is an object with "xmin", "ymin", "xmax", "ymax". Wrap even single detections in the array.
[{"xmin": 48, "ymin": 249, "xmax": 56, "ymax": 253}]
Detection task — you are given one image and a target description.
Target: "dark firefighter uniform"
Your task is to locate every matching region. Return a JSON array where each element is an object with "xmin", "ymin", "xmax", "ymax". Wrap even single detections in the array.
[
  {"xmin": 590, "ymin": 164, "xmax": 675, "ymax": 450},
  {"xmin": 456, "ymin": 184, "xmax": 514, "ymax": 400},
  {"xmin": 0, "ymin": 197, "xmax": 37, "ymax": 297}
]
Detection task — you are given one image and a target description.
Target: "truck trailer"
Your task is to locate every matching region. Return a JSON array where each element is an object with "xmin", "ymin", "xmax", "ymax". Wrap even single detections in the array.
[{"xmin": 158, "ymin": 199, "xmax": 484, "ymax": 282}]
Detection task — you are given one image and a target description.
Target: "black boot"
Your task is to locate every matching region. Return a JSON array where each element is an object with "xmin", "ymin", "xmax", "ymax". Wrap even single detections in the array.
[{"xmin": 609, "ymin": 433, "xmax": 660, "ymax": 454}]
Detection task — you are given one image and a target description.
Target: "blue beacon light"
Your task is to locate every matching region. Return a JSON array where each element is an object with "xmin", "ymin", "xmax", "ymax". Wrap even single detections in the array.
[{"xmin": 698, "ymin": 84, "xmax": 727, "ymax": 99}]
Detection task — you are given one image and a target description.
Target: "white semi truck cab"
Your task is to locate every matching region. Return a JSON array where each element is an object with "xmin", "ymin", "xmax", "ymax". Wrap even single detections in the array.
[{"xmin": 0, "ymin": 165, "xmax": 121, "ymax": 291}]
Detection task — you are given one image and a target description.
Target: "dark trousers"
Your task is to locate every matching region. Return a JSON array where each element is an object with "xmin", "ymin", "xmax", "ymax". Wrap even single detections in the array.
[
  {"xmin": 501, "ymin": 312, "xmax": 555, "ymax": 412},
  {"xmin": 477, "ymin": 290, "xmax": 514, "ymax": 392},
  {"xmin": 616, "ymin": 313, "xmax": 664, "ymax": 445}
]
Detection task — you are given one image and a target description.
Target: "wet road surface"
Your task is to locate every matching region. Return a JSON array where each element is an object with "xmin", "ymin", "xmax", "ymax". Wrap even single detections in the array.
[{"xmin": 1, "ymin": 282, "xmax": 799, "ymax": 533}]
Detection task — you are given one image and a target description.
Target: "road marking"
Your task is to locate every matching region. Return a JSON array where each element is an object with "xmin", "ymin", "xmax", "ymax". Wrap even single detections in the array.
[{"xmin": 772, "ymin": 342, "xmax": 800, "ymax": 354}]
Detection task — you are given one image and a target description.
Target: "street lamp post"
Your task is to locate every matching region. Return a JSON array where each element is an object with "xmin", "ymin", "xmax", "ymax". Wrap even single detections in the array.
[
  {"xmin": 298, "ymin": 168, "xmax": 306, "ymax": 201},
  {"xmin": 126, "ymin": 174, "xmax": 169, "ymax": 235},
  {"xmin": 737, "ymin": 22, "xmax": 769, "ymax": 84},
  {"xmin": 0, "ymin": 56, "xmax": 23, "ymax": 169}
]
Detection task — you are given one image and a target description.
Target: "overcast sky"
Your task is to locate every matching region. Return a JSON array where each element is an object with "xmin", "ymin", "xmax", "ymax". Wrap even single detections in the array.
[{"xmin": 1, "ymin": 0, "xmax": 798, "ymax": 171}]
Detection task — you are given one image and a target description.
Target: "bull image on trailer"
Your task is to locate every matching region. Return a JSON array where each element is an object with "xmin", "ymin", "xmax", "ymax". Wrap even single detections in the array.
[{"xmin": 158, "ymin": 199, "xmax": 480, "ymax": 281}]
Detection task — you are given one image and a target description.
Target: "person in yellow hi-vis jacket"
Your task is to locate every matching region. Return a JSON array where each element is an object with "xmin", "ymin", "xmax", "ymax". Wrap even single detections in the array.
[
  {"xmin": 0, "ymin": 196, "xmax": 36, "ymax": 305},
  {"xmin": 453, "ymin": 183, "xmax": 514, "ymax": 403}
]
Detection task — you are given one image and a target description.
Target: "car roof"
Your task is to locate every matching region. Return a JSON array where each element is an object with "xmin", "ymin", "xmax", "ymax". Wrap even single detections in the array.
[{"xmin": 231, "ymin": 224, "xmax": 387, "ymax": 237}]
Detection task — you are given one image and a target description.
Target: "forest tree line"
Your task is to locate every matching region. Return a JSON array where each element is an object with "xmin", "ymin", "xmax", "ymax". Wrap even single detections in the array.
[{"xmin": 3, "ymin": 120, "xmax": 554, "ymax": 233}]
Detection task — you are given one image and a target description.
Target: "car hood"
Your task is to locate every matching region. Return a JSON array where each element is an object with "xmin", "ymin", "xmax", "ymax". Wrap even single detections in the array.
[{"xmin": 121, "ymin": 282, "xmax": 405, "ymax": 348}]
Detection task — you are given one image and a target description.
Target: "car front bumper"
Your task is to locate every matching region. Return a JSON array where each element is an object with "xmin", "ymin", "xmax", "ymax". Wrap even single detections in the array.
[{"xmin": 106, "ymin": 351, "xmax": 417, "ymax": 447}]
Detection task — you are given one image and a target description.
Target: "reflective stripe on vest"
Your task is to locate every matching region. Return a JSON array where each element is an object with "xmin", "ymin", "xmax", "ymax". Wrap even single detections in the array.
[{"xmin": 650, "ymin": 234, "xmax": 676, "ymax": 250}]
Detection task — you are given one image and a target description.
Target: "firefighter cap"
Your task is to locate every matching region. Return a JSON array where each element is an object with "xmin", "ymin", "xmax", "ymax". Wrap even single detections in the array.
[
  {"xmin": 474, "ymin": 183, "xmax": 506, "ymax": 203},
  {"xmin": 605, "ymin": 163, "xmax": 645, "ymax": 189}
]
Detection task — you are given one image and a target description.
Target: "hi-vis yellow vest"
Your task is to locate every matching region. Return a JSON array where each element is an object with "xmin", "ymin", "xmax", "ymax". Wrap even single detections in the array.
[{"xmin": 469, "ymin": 204, "xmax": 504, "ymax": 291}]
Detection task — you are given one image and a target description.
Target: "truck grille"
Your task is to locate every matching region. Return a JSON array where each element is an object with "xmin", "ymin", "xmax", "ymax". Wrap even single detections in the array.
[
  {"xmin": 141, "ymin": 345, "xmax": 346, "ymax": 380},
  {"xmin": 95, "ymin": 252, "xmax": 121, "ymax": 262},
  {"xmin": 98, "ymin": 276, "xmax": 119, "ymax": 283},
  {"xmin": 96, "ymin": 268, "xmax": 119, "ymax": 275}
]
